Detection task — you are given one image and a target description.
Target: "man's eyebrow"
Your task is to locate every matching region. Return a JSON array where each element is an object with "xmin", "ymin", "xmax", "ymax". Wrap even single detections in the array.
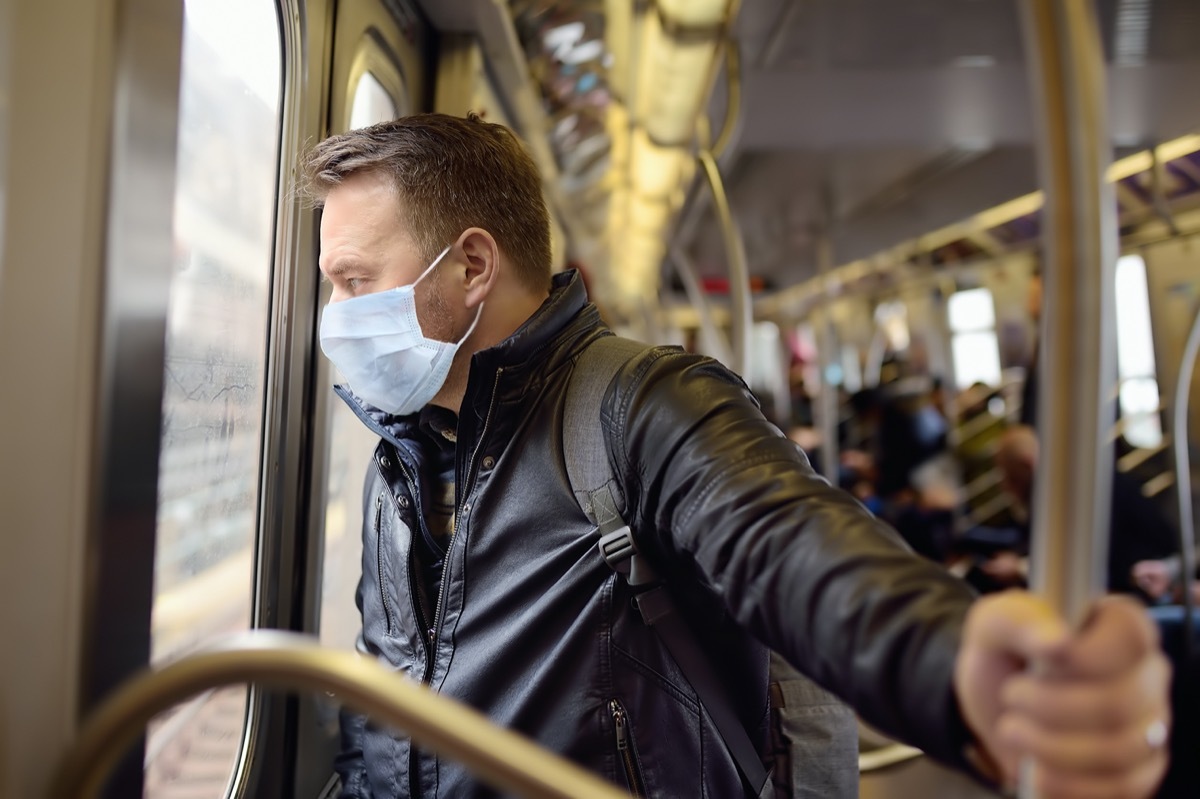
[{"xmin": 322, "ymin": 258, "xmax": 362, "ymax": 277}]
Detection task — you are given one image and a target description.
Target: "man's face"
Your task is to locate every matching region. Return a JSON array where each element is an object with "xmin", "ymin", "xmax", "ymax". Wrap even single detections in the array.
[{"xmin": 318, "ymin": 170, "xmax": 452, "ymax": 339}]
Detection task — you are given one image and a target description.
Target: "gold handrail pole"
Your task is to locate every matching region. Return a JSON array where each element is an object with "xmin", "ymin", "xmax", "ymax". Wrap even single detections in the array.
[
  {"xmin": 51, "ymin": 632, "xmax": 630, "ymax": 799},
  {"xmin": 1017, "ymin": 1, "xmax": 1119, "ymax": 795}
]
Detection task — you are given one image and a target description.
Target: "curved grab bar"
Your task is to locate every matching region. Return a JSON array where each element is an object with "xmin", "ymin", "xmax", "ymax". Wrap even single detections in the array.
[
  {"xmin": 1173, "ymin": 302, "xmax": 1200, "ymax": 661},
  {"xmin": 710, "ymin": 35, "xmax": 742, "ymax": 162},
  {"xmin": 670, "ymin": 244, "xmax": 735, "ymax": 365},
  {"xmin": 697, "ymin": 149, "xmax": 754, "ymax": 377},
  {"xmin": 51, "ymin": 631, "xmax": 629, "ymax": 799}
]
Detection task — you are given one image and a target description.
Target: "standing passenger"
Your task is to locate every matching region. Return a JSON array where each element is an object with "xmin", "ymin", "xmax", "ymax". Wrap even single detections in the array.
[{"xmin": 304, "ymin": 113, "xmax": 1171, "ymax": 799}]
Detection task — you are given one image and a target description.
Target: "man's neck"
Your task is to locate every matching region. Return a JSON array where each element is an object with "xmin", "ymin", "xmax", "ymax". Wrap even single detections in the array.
[{"xmin": 429, "ymin": 285, "xmax": 550, "ymax": 415}]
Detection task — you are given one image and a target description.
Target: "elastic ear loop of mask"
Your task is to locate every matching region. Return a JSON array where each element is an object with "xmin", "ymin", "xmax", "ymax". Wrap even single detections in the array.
[{"xmin": 414, "ymin": 243, "xmax": 484, "ymax": 347}]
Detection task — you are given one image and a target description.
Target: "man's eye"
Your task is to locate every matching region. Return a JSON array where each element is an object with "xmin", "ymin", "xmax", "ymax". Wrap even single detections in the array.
[{"xmin": 347, "ymin": 277, "xmax": 364, "ymax": 291}]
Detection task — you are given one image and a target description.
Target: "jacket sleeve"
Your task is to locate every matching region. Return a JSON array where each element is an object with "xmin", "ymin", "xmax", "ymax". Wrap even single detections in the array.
[
  {"xmin": 608, "ymin": 349, "xmax": 979, "ymax": 768},
  {"xmin": 334, "ymin": 578, "xmax": 374, "ymax": 799}
]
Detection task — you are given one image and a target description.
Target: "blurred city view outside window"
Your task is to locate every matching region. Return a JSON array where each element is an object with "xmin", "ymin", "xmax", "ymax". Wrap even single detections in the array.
[{"xmin": 145, "ymin": 0, "xmax": 282, "ymax": 795}]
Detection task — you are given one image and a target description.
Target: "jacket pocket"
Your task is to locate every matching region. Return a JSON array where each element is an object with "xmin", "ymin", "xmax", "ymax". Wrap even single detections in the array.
[
  {"xmin": 372, "ymin": 491, "xmax": 394, "ymax": 636},
  {"xmin": 609, "ymin": 699, "xmax": 648, "ymax": 797}
]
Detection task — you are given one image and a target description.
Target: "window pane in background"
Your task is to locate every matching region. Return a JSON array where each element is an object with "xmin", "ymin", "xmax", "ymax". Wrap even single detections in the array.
[
  {"xmin": 947, "ymin": 287, "xmax": 997, "ymax": 333},
  {"xmin": 952, "ymin": 331, "xmax": 1003, "ymax": 389},
  {"xmin": 349, "ymin": 71, "xmax": 398, "ymax": 129},
  {"xmin": 1115, "ymin": 254, "xmax": 1158, "ymax": 381},
  {"xmin": 1114, "ymin": 254, "xmax": 1163, "ymax": 448},
  {"xmin": 145, "ymin": 0, "xmax": 282, "ymax": 796},
  {"xmin": 320, "ymin": 72, "xmax": 399, "ymax": 653},
  {"xmin": 1120, "ymin": 377, "xmax": 1164, "ymax": 449}
]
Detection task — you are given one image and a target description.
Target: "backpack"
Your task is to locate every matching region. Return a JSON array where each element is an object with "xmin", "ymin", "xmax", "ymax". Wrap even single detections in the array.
[{"xmin": 563, "ymin": 334, "xmax": 860, "ymax": 799}]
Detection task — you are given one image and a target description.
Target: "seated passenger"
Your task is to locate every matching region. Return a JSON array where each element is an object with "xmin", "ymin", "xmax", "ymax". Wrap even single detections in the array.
[
  {"xmin": 977, "ymin": 425, "xmax": 1179, "ymax": 598},
  {"xmin": 304, "ymin": 113, "xmax": 1171, "ymax": 799}
]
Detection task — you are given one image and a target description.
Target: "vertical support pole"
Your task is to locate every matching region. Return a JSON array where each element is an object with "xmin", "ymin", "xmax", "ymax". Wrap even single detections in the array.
[
  {"xmin": 671, "ymin": 244, "xmax": 735, "ymax": 365},
  {"xmin": 815, "ymin": 185, "xmax": 840, "ymax": 482},
  {"xmin": 1017, "ymin": 0, "xmax": 1119, "ymax": 767},
  {"xmin": 698, "ymin": 149, "xmax": 753, "ymax": 377}
]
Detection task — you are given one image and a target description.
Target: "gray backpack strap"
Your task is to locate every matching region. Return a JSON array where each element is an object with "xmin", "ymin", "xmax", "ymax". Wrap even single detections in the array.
[
  {"xmin": 563, "ymin": 334, "xmax": 648, "ymax": 532},
  {"xmin": 563, "ymin": 335, "xmax": 770, "ymax": 799}
]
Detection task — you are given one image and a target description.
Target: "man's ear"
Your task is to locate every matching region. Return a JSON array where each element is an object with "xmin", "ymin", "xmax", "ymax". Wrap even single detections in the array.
[{"xmin": 456, "ymin": 228, "xmax": 500, "ymax": 309}]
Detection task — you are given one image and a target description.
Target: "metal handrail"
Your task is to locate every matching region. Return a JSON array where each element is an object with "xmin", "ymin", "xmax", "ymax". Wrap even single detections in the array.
[
  {"xmin": 1172, "ymin": 302, "xmax": 1200, "ymax": 661},
  {"xmin": 51, "ymin": 631, "xmax": 629, "ymax": 799},
  {"xmin": 710, "ymin": 35, "xmax": 742, "ymax": 162},
  {"xmin": 670, "ymin": 244, "xmax": 735, "ymax": 365},
  {"xmin": 697, "ymin": 149, "xmax": 754, "ymax": 377},
  {"xmin": 1018, "ymin": 0, "xmax": 1117, "ymax": 623},
  {"xmin": 1018, "ymin": 3, "xmax": 1119, "ymax": 796}
]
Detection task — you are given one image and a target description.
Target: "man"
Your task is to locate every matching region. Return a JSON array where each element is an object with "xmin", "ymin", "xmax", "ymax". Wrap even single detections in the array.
[
  {"xmin": 305, "ymin": 113, "xmax": 1171, "ymax": 799},
  {"xmin": 987, "ymin": 424, "xmax": 1179, "ymax": 598}
]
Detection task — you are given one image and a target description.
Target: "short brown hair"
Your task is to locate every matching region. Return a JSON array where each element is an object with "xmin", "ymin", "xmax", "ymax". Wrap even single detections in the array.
[{"xmin": 302, "ymin": 113, "xmax": 552, "ymax": 290}]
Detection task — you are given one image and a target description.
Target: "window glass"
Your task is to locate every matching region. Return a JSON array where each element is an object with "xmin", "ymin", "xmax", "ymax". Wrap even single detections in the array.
[
  {"xmin": 949, "ymin": 288, "xmax": 1001, "ymax": 388},
  {"xmin": 144, "ymin": 0, "xmax": 281, "ymax": 796},
  {"xmin": 947, "ymin": 287, "xmax": 996, "ymax": 332},
  {"xmin": 952, "ymin": 331, "xmax": 1003, "ymax": 389},
  {"xmin": 1114, "ymin": 254, "xmax": 1162, "ymax": 448},
  {"xmin": 320, "ymin": 71, "xmax": 401, "ymax": 653},
  {"xmin": 349, "ymin": 71, "xmax": 398, "ymax": 129}
]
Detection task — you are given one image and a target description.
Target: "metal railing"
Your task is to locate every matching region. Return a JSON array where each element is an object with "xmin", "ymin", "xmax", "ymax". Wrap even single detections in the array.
[{"xmin": 52, "ymin": 631, "xmax": 629, "ymax": 799}]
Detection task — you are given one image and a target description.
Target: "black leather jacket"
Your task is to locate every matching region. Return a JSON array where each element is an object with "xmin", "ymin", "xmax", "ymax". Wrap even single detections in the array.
[{"xmin": 335, "ymin": 271, "xmax": 978, "ymax": 798}]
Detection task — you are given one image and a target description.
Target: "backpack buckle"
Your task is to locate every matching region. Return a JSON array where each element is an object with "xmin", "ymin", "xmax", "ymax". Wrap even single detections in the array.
[{"xmin": 599, "ymin": 526, "xmax": 636, "ymax": 573}]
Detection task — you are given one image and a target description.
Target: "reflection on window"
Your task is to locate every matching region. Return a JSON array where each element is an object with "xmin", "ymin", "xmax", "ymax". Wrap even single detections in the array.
[
  {"xmin": 321, "ymin": 71, "xmax": 401, "ymax": 654},
  {"xmin": 1114, "ymin": 254, "xmax": 1162, "ymax": 448},
  {"xmin": 948, "ymin": 288, "xmax": 1002, "ymax": 389},
  {"xmin": 145, "ymin": 0, "xmax": 281, "ymax": 796}
]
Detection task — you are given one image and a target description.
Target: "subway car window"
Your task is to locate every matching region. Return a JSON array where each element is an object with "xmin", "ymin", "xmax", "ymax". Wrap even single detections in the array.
[
  {"xmin": 349, "ymin": 71, "xmax": 398, "ymax": 130},
  {"xmin": 144, "ymin": 0, "xmax": 282, "ymax": 795},
  {"xmin": 948, "ymin": 287, "xmax": 1002, "ymax": 389},
  {"xmin": 1114, "ymin": 253, "xmax": 1163, "ymax": 449},
  {"xmin": 319, "ymin": 71, "xmax": 401, "ymax": 653}
]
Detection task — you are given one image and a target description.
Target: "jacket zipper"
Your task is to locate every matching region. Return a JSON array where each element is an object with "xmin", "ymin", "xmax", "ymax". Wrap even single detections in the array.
[
  {"xmin": 427, "ymin": 367, "xmax": 505, "ymax": 679},
  {"xmin": 609, "ymin": 699, "xmax": 646, "ymax": 797},
  {"xmin": 389, "ymin": 456, "xmax": 433, "ymax": 665},
  {"xmin": 372, "ymin": 492, "xmax": 393, "ymax": 636}
]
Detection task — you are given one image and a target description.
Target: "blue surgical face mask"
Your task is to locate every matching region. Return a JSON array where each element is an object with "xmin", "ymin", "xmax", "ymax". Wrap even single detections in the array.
[{"xmin": 319, "ymin": 245, "xmax": 482, "ymax": 415}]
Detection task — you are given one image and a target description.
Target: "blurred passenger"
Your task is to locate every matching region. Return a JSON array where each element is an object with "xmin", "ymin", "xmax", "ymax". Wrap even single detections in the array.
[
  {"xmin": 1132, "ymin": 555, "xmax": 1200, "ymax": 606},
  {"xmin": 304, "ymin": 113, "xmax": 1170, "ymax": 799},
  {"xmin": 981, "ymin": 425, "xmax": 1179, "ymax": 598}
]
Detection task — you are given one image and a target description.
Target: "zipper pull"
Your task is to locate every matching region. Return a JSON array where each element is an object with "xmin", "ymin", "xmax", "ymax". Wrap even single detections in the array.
[
  {"xmin": 610, "ymin": 700, "xmax": 628, "ymax": 750},
  {"xmin": 427, "ymin": 627, "xmax": 435, "ymax": 643}
]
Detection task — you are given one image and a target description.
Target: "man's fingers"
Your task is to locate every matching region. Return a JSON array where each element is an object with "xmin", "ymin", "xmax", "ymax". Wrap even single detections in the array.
[
  {"xmin": 1001, "ymin": 652, "xmax": 1171, "ymax": 731},
  {"xmin": 963, "ymin": 591, "xmax": 1070, "ymax": 662},
  {"xmin": 997, "ymin": 709, "xmax": 1169, "ymax": 776},
  {"xmin": 1056, "ymin": 596, "xmax": 1161, "ymax": 679}
]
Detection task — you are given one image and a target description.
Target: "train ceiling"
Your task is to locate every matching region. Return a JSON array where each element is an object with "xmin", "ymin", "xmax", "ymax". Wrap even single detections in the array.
[{"xmin": 416, "ymin": 0, "xmax": 1200, "ymax": 321}]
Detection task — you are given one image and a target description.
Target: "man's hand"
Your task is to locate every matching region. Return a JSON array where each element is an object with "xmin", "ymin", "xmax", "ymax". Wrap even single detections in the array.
[{"xmin": 954, "ymin": 592, "xmax": 1171, "ymax": 798}]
